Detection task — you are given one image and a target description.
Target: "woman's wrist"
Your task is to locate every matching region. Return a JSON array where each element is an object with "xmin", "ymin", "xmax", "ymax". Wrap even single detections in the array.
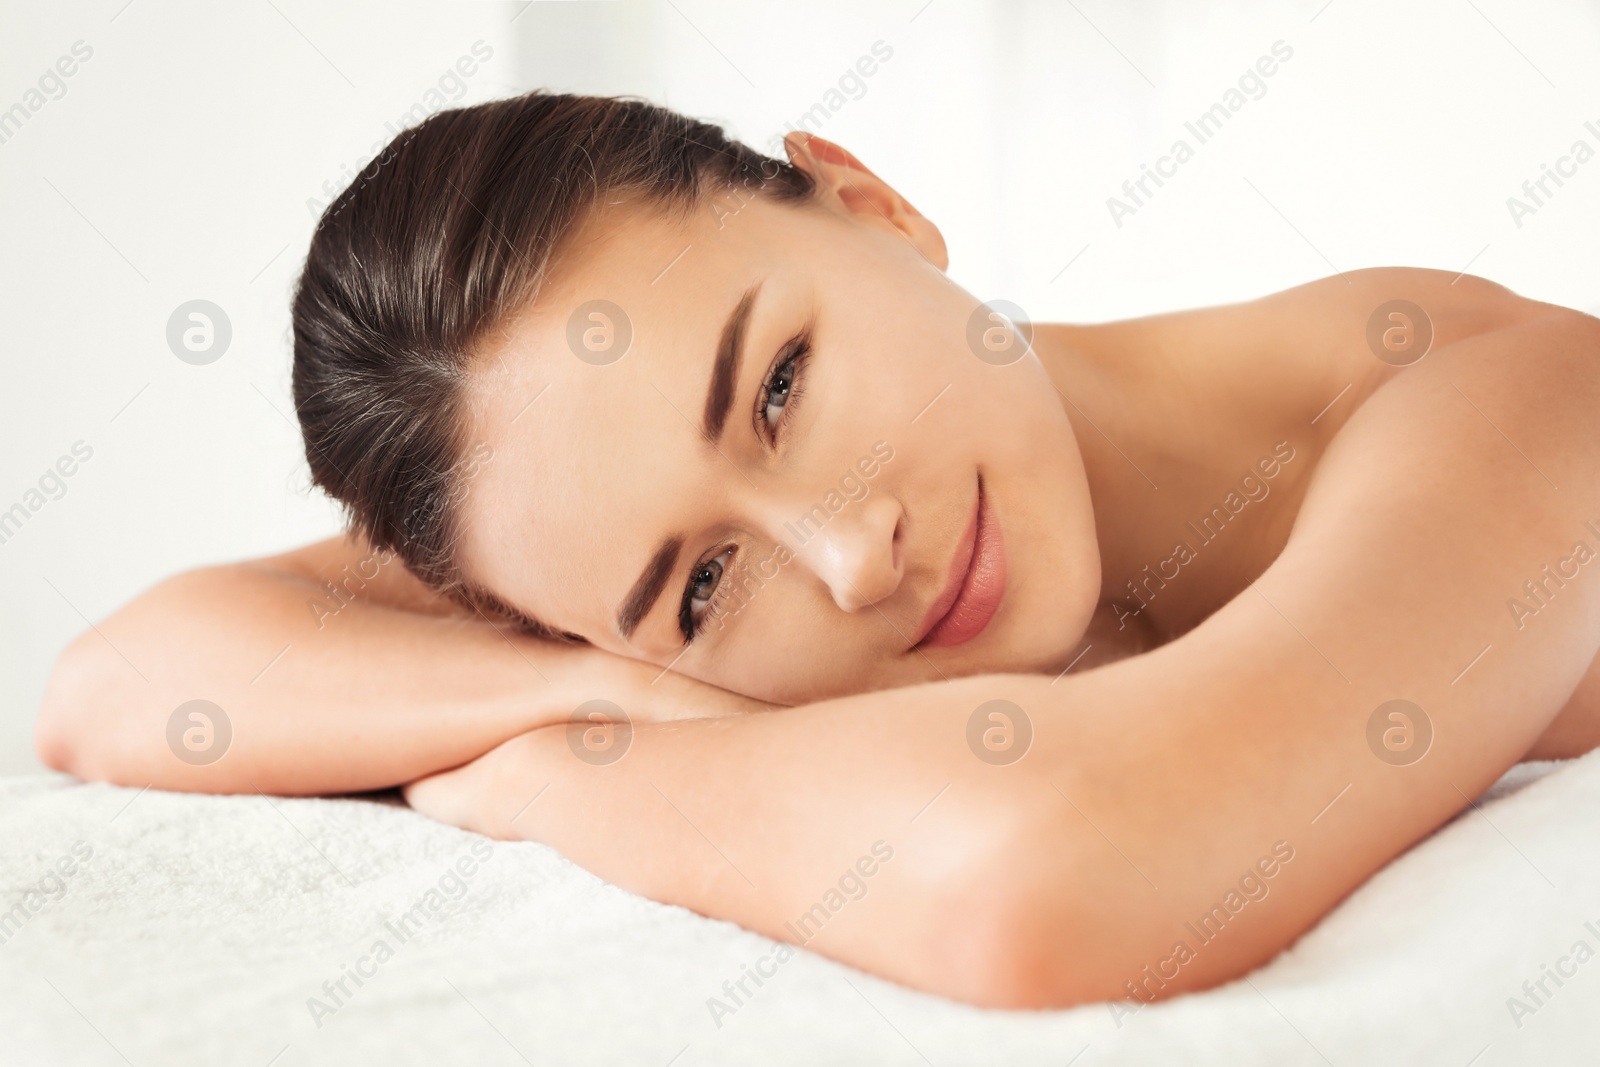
[{"xmin": 402, "ymin": 727, "xmax": 540, "ymax": 836}]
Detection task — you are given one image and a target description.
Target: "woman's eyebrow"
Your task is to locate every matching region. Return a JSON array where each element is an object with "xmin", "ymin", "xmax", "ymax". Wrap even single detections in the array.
[
  {"xmin": 701, "ymin": 281, "xmax": 762, "ymax": 443},
  {"xmin": 613, "ymin": 281, "xmax": 765, "ymax": 642},
  {"xmin": 616, "ymin": 535, "xmax": 684, "ymax": 640}
]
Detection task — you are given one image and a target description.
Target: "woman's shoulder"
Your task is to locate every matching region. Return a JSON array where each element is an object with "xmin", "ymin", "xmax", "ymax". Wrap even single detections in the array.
[
  {"xmin": 1141, "ymin": 266, "xmax": 1554, "ymax": 344},
  {"xmin": 1062, "ymin": 268, "xmax": 1594, "ymax": 645},
  {"xmin": 1094, "ymin": 266, "xmax": 1566, "ymax": 436}
]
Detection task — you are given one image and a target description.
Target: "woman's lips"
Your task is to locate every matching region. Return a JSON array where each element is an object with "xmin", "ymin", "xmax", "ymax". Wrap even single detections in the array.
[{"xmin": 913, "ymin": 475, "xmax": 1006, "ymax": 649}]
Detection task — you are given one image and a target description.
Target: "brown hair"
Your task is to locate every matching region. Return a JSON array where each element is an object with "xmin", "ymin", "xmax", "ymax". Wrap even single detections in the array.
[{"xmin": 290, "ymin": 91, "xmax": 815, "ymax": 638}]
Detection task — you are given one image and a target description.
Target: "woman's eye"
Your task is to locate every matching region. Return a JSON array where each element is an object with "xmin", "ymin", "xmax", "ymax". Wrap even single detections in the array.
[
  {"xmin": 680, "ymin": 546, "xmax": 735, "ymax": 642},
  {"xmin": 758, "ymin": 336, "xmax": 809, "ymax": 439},
  {"xmin": 763, "ymin": 357, "xmax": 796, "ymax": 427}
]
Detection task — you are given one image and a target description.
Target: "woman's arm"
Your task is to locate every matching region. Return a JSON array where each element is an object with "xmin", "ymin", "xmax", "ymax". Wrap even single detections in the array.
[
  {"xmin": 34, "ymin": 534, "xmax": 770, "ymax": 795},
  {"xmin": 408, "ymin": 308, "xmax": 1600, "ymax": 1008}
]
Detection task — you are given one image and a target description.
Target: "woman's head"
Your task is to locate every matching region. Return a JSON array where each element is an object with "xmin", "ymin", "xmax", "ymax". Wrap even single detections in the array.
[{"xmin": 293, "ymin": 90, "xmax": 1100, "ymax": 705}]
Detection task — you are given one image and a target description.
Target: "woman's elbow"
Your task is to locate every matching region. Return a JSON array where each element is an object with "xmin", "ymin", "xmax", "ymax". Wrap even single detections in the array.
[
  {"xmin": 936, "ymin": 824, "xmax": 1291, "ymax": 1011},
  {"xmin": 904, "ymin": 807, "xmax": 1102, "ymax": 1010},
  {"xmin": 34, "ymin": 631, "xmax": 115, "ymax": 778},
  {"xmin": 33, "ymin": 712, "xmax": 77, "ymax": 776},
  {"xmin": 930, "ymin": 875, "xmax": 1083, "ymax": 1009}
]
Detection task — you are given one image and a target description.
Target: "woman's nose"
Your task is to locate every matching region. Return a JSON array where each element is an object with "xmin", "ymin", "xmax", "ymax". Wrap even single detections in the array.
[{"xmin": 784, "ymin": 491, "xmax": 905, "ymax": 613}]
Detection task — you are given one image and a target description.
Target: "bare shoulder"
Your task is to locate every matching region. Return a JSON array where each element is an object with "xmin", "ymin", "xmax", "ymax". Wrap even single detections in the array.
[
  {"xmin": 1278, "ymin": 278, "xmax": 1600, "ymax": 591},
  {"xmin": 1068, "ymin": 267, "xmax": 1568, "ymax": 447},
  {"xmin": 1246, "ymin": 267, "xmax": 1585, "ymax": 402},
  {"xmin": 247, "ymin": 533, "xmax": 468, "ymax": 619},
  {"xmin": 1254, "ymin": 266, "xmax": 1560, "ymax": 333},
  {"xmin": 1105, "ymin": 266, "xmax": 1579, "ymax": 432}
]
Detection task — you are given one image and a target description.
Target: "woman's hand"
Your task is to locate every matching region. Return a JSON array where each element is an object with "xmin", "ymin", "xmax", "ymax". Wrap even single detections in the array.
[
  {"xmin": 405, "ymin": 661, "xmax": 776, "ymax": 833},
  {"xmin": 402, "ymin": 730, "xmax": 542, "ymax": 835}
]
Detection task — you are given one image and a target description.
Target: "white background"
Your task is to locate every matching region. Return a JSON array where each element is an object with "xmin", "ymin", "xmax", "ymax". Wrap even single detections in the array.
[{"xmin": 2, "ymin": 0, "xmax": 1597, "ymax": 773}]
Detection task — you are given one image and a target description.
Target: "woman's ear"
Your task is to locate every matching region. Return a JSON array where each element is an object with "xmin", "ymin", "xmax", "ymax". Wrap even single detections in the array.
[{"xmin": 783, "ymin": 132, "xmax": 949, "ymax": 272}]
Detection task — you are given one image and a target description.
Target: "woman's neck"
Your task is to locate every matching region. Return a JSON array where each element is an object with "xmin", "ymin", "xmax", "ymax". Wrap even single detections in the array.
[
  {"xmin": 1029, "ymin": 317, "xmax": 1312, "ymax": 649},
  {"xmin": 1031, "ymin": 321, "xmax": 1179, "ymax": 606}
]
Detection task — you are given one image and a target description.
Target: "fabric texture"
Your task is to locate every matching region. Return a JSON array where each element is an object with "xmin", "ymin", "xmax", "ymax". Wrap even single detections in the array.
[{"xmin": 1, "ymin": 750, "xmax": 1596, "ymax": 1065}]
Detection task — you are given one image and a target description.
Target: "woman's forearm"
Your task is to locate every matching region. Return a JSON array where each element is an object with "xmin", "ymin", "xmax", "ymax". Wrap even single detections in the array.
[
  {"xmin": 34, "ymin": 550, "xmax": 764, "ymax": 796},
  {"xmin": 33, "ymin": 559, "xmax": 576, "ymax": 794}
]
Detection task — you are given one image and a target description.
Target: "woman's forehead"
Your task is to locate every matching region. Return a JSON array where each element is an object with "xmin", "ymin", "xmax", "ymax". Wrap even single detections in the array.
[{"xmin": 469, "ymin": 192, "xmax": 795, "ymax": 388}]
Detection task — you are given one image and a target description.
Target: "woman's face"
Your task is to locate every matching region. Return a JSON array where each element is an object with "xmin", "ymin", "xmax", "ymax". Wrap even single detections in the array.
[{"xmin": 458, "ymin": 135, "xmax": 1101, "ymax": 705}]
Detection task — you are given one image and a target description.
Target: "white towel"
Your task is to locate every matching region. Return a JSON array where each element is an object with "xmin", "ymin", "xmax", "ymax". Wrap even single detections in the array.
[{"xmin": 0, "ymin": 749, "xmax": 1595, "ymax": 1065}]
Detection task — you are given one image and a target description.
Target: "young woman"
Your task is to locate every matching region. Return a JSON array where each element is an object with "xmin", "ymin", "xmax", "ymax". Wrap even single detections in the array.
[{"xmin": 35, "ymin": 92, "xmax": 1600, "ymax": 1012}]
